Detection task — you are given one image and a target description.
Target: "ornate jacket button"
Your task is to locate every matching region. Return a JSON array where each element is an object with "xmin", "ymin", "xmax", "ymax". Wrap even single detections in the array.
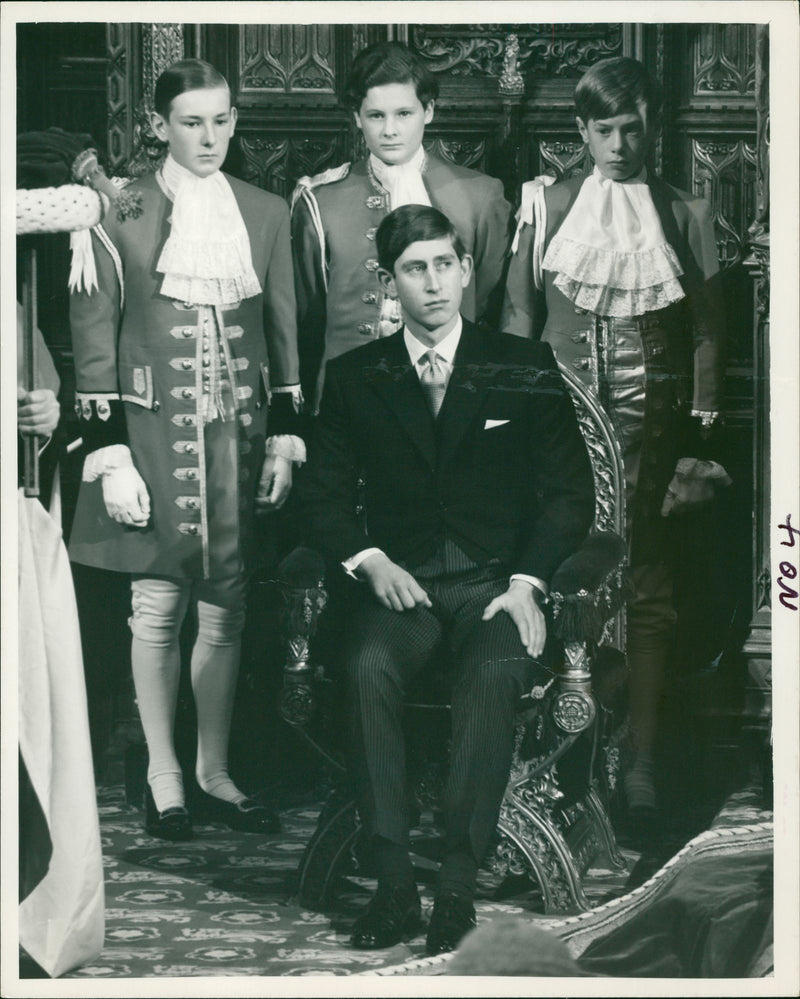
[
  {"xmin": 357, "ymin": 322, "xmax": 373, "ymax": 335},
  {"xmin": 362, "ymin": 291, "xmax": 378, "ymax": 305},
  {"xmin": 364, "ymin": 258, "xmax": 379, "ymax": 272}
]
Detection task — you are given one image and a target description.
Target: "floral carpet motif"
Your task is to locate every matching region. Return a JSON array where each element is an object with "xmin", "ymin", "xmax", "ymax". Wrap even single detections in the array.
[{"xmin": 59, "ymin": 784, "xmax": 643, "ymax": 979}]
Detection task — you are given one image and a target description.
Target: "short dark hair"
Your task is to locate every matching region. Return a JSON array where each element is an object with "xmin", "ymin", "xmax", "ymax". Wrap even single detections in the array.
[
  {"xmin": 376, "ymin": 205, "xmax": 465, "ymax": 274},
  {"xmin": 154, "ymin": 59, "xmax": 231, "ymax": 119},
  {"xmin": 574, "ymin": 57, "xmax": 662, "ymax": 123},
  {"xmin": 343, "ymin": 41, "xmax": 439, "ymax": 111}
]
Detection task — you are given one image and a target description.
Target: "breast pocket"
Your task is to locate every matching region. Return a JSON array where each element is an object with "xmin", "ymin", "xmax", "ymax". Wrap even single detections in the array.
[{"xmin": 120, "ymin": 364, "xmax": 158, "ymax": 410}]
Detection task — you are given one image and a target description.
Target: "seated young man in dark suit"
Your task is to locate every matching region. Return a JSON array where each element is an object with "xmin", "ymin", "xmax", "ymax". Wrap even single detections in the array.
[{"xmin": 299, "ymin": 205, "xmax": 595, "ymax": 955}]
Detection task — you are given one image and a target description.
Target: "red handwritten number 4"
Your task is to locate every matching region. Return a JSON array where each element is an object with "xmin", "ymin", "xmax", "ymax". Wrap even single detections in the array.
[{"xmin": 778, "ymin": 514, "xmax": 799, "ymax": 611}]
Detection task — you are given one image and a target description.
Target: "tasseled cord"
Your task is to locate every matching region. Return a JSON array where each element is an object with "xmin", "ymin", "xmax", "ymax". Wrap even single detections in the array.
[{"xmin": 69, "ymin": 149, "xmax": 144, "ymax": 295}]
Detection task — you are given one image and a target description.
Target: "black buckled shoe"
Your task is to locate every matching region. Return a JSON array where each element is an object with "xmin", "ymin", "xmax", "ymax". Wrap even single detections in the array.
[
  {"xmin": 144, "ymin": 786, "xmax": 193, "ymax": 842},
  {"xmin": 199, "ymin": 791, "xmax": 281, "ymax": 834},
  {"xmin": 351, "ymin": 883, "xmax": 423, "ymax": 950},
  {"xmin": 425, "ymin": 892, "xmax": 477, "ymax": 955}
]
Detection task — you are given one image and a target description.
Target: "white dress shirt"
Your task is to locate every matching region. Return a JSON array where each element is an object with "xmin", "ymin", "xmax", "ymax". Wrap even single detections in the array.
[{"xmin": 342, "ymin": 317, "xmax": 548, "ymax": 601}]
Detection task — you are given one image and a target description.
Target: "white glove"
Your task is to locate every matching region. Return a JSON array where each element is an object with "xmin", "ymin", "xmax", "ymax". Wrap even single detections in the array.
[
  {"xmin": 255, "ymin": 453, "xmax": 292, "ymax": 512},
  {"xmin": 102, "ymin": 464, "xmax": 151, "ymax": 526}
]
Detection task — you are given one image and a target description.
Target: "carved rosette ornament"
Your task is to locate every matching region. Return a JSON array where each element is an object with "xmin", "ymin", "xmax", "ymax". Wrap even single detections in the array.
[{"xmin": 552, "ymin": 690, "xmax": 596, "ymax": 733}]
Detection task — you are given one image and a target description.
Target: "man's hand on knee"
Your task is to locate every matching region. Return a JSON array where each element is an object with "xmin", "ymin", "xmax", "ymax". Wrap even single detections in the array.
[
  {"xmin": 482, "ymin": 580, "xmax": 546, "ymax": 658},
  {"xmin": 357, "ymin": 552, "xmax": 432, "ymax": 613}
]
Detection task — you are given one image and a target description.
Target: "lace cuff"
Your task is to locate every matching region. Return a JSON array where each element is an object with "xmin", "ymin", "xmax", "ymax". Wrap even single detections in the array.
[
  {"xmin": 265, "ymin": 434, "xmax": 307, "ymax": 465},
  {"xmin": 82, "ymin": 443, "xmax": 133, "ymax": 482}
]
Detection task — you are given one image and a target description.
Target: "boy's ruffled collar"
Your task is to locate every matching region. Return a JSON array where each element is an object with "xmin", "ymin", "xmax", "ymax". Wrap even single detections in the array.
[
  {"xmin": 155, "ymin": 154, "xmax": 261, "ymax": 306},
  {"xmin": 543, "ymin": 165, "xmax": 685, "ymax": 317}
]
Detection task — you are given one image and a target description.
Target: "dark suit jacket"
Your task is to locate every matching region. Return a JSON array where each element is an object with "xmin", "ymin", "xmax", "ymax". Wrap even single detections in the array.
[{"xmin": 299, "ymin": 320, "xmax": 595, "ymax": 585}]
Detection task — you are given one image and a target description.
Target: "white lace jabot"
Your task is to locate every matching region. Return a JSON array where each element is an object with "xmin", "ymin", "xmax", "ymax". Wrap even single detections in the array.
[
  {"xmin": 369, "ymin": 146, "xmax": 431, "ymax": 210},
  {"xmin": 156, "ymin": 154, "xmax": 261, "ymax": 306},
  {"xmin": 542, "ymin": 166, "xmax": 685, "ymax": 317}
]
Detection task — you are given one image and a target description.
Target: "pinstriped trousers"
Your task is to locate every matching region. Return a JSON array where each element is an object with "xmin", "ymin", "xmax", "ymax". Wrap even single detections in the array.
[{"xmin": 344, "ymin": 541, "xmax": 539, "ymax": 864}]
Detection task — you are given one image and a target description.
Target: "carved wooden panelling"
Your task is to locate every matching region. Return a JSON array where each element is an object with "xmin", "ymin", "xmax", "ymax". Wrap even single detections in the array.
[
  {"xmin": 535, "ymin": 139, "xmax": 592, "ymax": 181},
  {"xmin": 424, "ymin": 137, "xmax": 487, "ymax": 171},
  {"xmin": 239, "ymin": 25, "xmax": 335, "ymax": 93},
  {"xmin": 693, "ymin": 24, "xmax": 755, "ymax": 97},
  {"xmin": 106, "ymin": 23, "xmax": 135, "ymax": 172},
  {"xmin": 141, "ymin": 23, "xmax": 184, "ymax": 105},
  {"xmin": 239, "ymin": 134, "xmax": 344, "ymax": 198},
  {"xmin": 693, "ymin": 139, "xmax": 757, "ymax": 268},
  {"xmin": 410, "ymin": 23, "xmax": 623, "ymax": 80}
]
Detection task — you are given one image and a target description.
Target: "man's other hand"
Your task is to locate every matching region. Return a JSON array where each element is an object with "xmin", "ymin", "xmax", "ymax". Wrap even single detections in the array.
[
  {"xmin": 17, "ymin": 386, "xmax": 59, "ymax": 438},
  {"xmin": 358, "ymin": 552, "xmax": 432, "ymax": 612},
  {"xmin": 482, "ymin": 580, "xmax": 546, "ymax": 658}
]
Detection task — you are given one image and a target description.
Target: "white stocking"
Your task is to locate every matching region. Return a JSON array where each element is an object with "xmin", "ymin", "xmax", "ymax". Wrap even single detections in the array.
[
  {"xmin": 130, "ymin": 578, "xmax": 190, "ymax": 812},
  {"xmin": 192, "ymin": 588, "xmax": 247, "ymax": 805}
]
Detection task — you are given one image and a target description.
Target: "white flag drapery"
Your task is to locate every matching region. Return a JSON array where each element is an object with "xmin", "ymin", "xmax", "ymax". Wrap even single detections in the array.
[{"xmin": 18, "ymin": 489, "xmax": 104, "ymax": 977}]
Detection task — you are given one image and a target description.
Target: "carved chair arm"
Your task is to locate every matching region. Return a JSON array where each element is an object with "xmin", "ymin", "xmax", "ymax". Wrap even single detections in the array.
[
  {"xmin": 548, "ymin": 531, "xmax": 630, "ymax": 734},
  {"xmin": 549, "ymin": 531, "xmax": 629, "ymax": 644},
  {"xmin": 273, "ymin": 547, "xmax": 327, "ymax": 728}
]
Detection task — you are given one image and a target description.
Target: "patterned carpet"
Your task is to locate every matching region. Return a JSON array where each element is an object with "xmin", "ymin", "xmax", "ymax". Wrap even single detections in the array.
[
  {"xmin": 47, "ymin": 782, "xmax": 644, "ymax": 979},
  {"xmin": 15, "ymin": 757, "xmax": 769, "ymax": 981}
]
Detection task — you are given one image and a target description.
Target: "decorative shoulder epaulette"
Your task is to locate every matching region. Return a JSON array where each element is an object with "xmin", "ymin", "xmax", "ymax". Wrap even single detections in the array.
[
  {"xmin": 291, "ymin": 163, "xmax": 351, "ymax": 293},
  {"xmin": 290, "ymin": 162, "xmax": 351, "ymax": 211}
]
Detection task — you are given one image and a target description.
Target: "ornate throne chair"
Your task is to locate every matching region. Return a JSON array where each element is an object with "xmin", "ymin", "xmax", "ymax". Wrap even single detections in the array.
[{"xmin": 277, "ymin": 364, "xmax": 630, "ymax": 915}]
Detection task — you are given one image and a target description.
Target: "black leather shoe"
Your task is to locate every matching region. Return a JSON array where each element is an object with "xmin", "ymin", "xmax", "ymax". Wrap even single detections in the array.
[
  {"xmin": 144, "ymin": 785, "xmax": 193, "ymax": 842},
  {"xmin": 199, "ymin": 791, "xmax": 281, "ymax": 834},
  {"xmin": 425, "ymin": 892, "xmax": 476, "ymax": 955},
  {"xmin": 351, "ymin": 883, "xmax": 423, "ymax": 949}
]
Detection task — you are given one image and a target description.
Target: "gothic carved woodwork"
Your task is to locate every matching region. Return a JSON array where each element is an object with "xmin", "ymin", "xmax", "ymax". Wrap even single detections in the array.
[
  {"xmin": 536, "ymin": 139, "xmax": 593, "ymax": 181},
  {"xmin": 126, "ymin": 24, "xmax": 185, "ymax": 177},
  {"xmin": 692, "ymin": 139, "xmax": 757, "ymax": 269},
  {"xmin": 105, "ymin": 24, "xmax": 138, "ymax": 174},
  {"xmin": 238, "ymin": 133, "xmax": 344, "ymax": 198},
  {"xmin": 409, "ymin": 23, "xmax": 623, "ymax": 85},
  {"xmin": 141, "ymin": 23, "xmax": 184, "ymax": 105},
  {"xmin": 424, "ymin": 136, "xmax": 486, "ymax": 171},
  {"xmin": 693, "ymin": 23, "xmax": 756, "ymax": 96},
  {"xmin": 239, "ymin": 24, "xmax": 336, "ymax": 93}
]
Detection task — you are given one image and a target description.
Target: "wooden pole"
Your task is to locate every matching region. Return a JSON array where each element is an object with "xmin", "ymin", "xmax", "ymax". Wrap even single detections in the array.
[{"xmin": 21, "ymin": 244, "xmax": 40, "ymax": 498}]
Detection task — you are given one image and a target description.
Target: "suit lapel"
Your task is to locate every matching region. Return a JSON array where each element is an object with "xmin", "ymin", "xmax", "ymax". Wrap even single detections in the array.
[
  {"xmin": 437, "ymin": 321, "xmax": 489, "ymax": 469},
  {"xmin": 366, "ymin": 332, "xmax": 437, "ymax": 469}
]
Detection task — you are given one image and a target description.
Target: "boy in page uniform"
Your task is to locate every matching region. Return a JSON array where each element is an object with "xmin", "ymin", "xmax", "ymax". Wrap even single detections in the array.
[
  {"xmin": 291, "ymin": 40, "xmax": 512, "ymax": 412},
  {"xmin": 502, "ymin": 56, "xmax": 729, "ymax": 826},
  {"xmin": 69, "ymin": 60, "xmax": 304, "ymax": 839}
]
